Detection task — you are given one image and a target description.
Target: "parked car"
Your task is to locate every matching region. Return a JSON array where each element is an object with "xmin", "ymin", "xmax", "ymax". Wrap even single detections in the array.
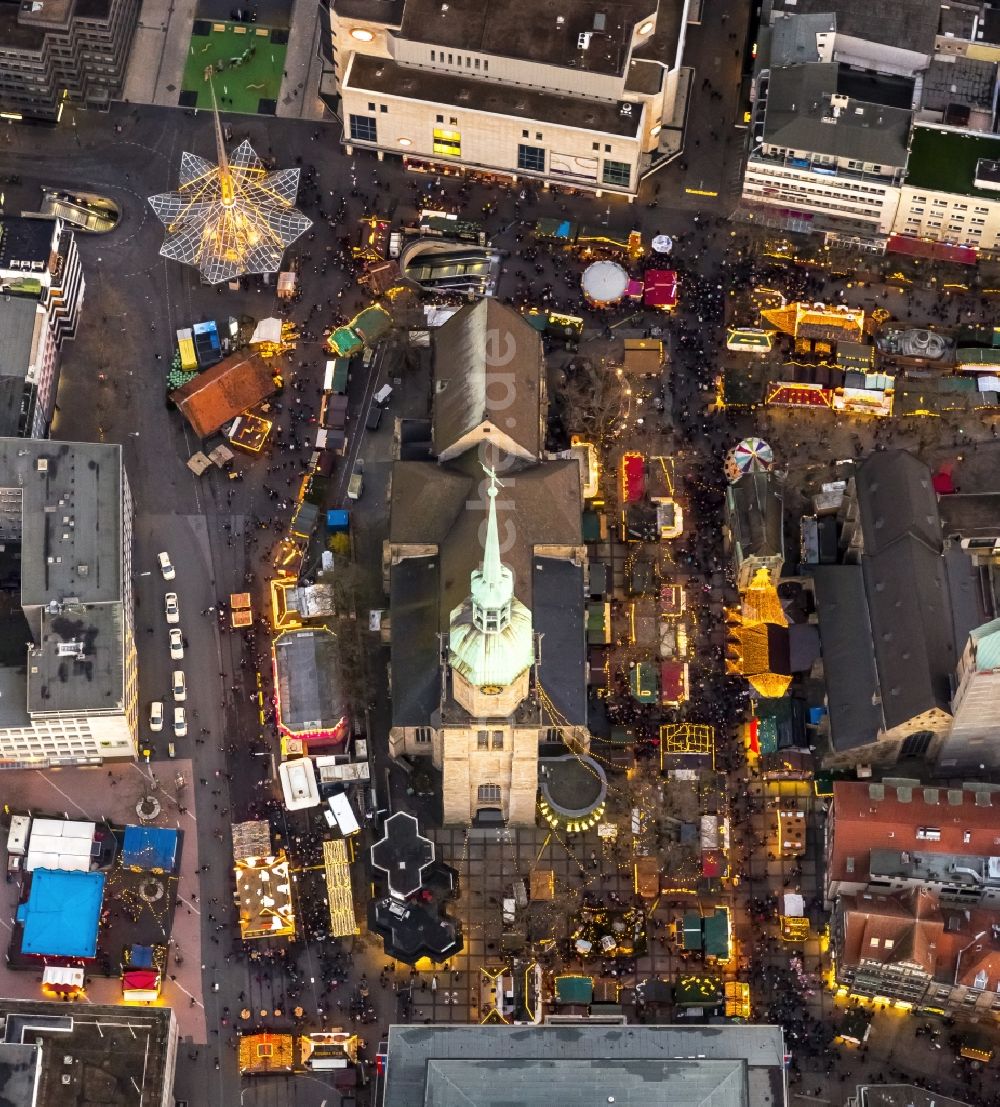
[
  {"xmin": 173, "ymin": 707, "xmax": 187, "ymax": 737},
  {"xmin": 171, "ymin": 670, "xmax": 186, "ymax": 702},
  {"xmin": 169, "ymin": 628, "xmax": 184, "ymax": 660},
  {"xmin": 164, "ymin": 592, "xmax": 180, "ymax": 624},
  {"xmin": 157, "ymin": 551, "xmax": 175, "ymax": 580},
  {"xmin": 149, "ymin": 701, "xmax": 164, "ymax": 732}
]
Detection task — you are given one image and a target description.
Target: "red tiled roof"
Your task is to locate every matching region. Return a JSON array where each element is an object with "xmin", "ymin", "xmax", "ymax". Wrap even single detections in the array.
[
  {"xmin": 829, "ymin": 781, "xmax": 1000, "ymax": 885},
  {"xmin": 171, "ymin": 351, "xmax": 278, "ymax": 438},
  {"xmin": 840, "ymin": 889, "xmax": 943, "ymax": 975}
]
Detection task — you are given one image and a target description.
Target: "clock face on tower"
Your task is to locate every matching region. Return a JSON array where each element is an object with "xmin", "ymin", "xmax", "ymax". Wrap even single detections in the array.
[{"xmin": 480, "ymin": 684, "xmax": 503, "ymax": 696}]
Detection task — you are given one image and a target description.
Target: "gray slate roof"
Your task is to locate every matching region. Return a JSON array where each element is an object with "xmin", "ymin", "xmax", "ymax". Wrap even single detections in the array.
[
  {"xmin": 386, "ymin": 1025, "xmax": 788, "ymax": 1107},
  {"xmin": 533, "ymin": 556, "xmax": 587, "ymax": 726},
  {"xmin": 853, "ymin": 449, "xmax": 942, "ymax": 557},
  {"xmin": 432, "ymin": 299, "xmax": 544, "ymax": 460},
  {"xmin": 762, "ymin": 63, "xmax": 911, "ymax": 166},
  {"xmin": 766, "ymin": 0, "xmax": 940, "ymax": 55},
  {"xmin": 726, "ymin": 471, "xmax": 784, "ymax": 561}
]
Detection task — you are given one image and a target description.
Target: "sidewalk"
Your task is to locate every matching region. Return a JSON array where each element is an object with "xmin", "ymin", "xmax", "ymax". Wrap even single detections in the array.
[
  {"xmin": 275, "ymin": 0, "xmax": 331, "ymax": 121},
  {"xmin": 122, "ymin": 0, "xmax": 197, "ymax": 108}
]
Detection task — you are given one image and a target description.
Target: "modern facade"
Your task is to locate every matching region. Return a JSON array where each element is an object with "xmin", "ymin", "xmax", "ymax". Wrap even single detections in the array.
[
  {"xmin": 826, "ymin": 779, "xmax": 1000, "ymax": 906},
  {"xmin": 0, "ymin": 0, "xmax": 141, "ymax": 123},
  {"xmin": 0, "ymin": 998, "xmax": 176, "ymax": 1107},
  {"xmin": 0, "ymin": 217, "xmax": 85, "ymax": 438},
  {"xmin": 896, "ymin": 125, "xmax": 1000, "ymax": 257},
  {"xmin": 0, "ymin": 438, "xmax": 137, "ymax": 769},
  {"xmin": 324, "ymin": 0, "xmax": 692, "ymax": 197},
  {"xmin": 384, "ymin": 300, "xmax": 589, "ymax": 826},
  {"xmin": 741, "ymin": 0, "xmax": 1000, "ymax": 253},
  {"xmin": 382, "ymin": 1023, "xmax": 789, "ymax": 1107},
  {"xmin": 742, "ymin": 57, "xmax": 910, "ymax": 243}
]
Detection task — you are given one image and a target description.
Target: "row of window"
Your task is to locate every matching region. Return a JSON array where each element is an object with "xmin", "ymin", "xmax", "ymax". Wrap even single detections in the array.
[
  {"xmin": 429, "ymin": 49, "xmax": 488, "ymax": 73},
  {"xmin": 349, "ymin": 116, "xmax": 632, "ymax": 186},
  {"xmin": 477, "ymin": 729, "xmax": 505, "ymax": 750}
]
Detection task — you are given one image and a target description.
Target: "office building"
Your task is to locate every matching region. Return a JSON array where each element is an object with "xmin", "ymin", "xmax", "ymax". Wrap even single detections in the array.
[
  {"xmin": 0, "ymin": 217, "xmax": 86, "ymax": 438},
  {"xmin": 0, "ymin": 0, "xmax": 140, "ymax": 123},
  {"xmin": 384, "ymin": 300, "xmax": 589, "ymax": 825},
  {"xmin": 825, "ymin": 779, "xmax": 1000, "ymax": 905},
  {"xmin": 324, "ymin": 0, "xmax": 692, "ymax": 197},
  {"xmin": 382, "ymin": 1023, "xmax": 789, "ymax": 1106},
  {"xmin": 0, "ymin": 997, "xmax": 176, "ymax": 1107},
  {"xmin": 0, "ymin": 438, "xmax": 137, "ymax": 769}
]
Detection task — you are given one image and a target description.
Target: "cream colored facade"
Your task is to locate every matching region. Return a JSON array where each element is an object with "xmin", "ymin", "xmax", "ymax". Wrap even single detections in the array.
[
  {"xmin": 326, "ymin": 0, "xmax": 689, "ymax": 196},
  {"xmin": 742, "ymin": 159, "xmax": 901, "ymax": 236},
  {"xmin": 894, "ymin": 186, "xmax": 1000, "ymax": 253}
]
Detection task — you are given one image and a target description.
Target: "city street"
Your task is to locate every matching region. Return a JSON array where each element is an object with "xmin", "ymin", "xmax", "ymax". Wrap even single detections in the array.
[{"xmin": 5, "ymin": 0, "xmax": 1000, "ymax": 1097}]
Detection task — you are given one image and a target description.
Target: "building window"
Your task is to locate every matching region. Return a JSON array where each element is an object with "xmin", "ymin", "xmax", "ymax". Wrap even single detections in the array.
[
  {"xmin": 517, "ymin": 143, "xmax": 545, "ymax": 172},
  {"xmin": 380, "ymin": 104, "xmax": 388, "ymax": 113},
  {"xmin": 522, "ymin": 129, "xmax": 529, "ymax": 138},
  {"xmin": 492, "ymin": 730, "xmax": 504, "ymax": 749},
  {"xmin": 449, "ymin": 116, "xmax": 457, "ymax": 125},
  {"xmin": 436, "ymin": 114, "xmax": 443, "ymax": 123},
  {"xmin": 592, "ymin": 141, "xmax": 599, "ymax": 150},
  {"xmin": 477, "ymin": 730, "xmax": 489, "ymax": 750},
  {"xmin": 415, "ymin": 727, "xmax": 432, "ymax": 744},
  {"xmin": 483, "ymin": 59, "xmax": 488, "ymax": 71},
  {"xmin": 433, "ymin": 128, "xmax": 461, "ymax": 156},
  {"xmin": 478, "ymin": 783, "xmax": 501, "ymax": 804},
  {"xmin": 900, "ymin": 730, "xmax": 933, "ymax": 758},
  {"xmin": 431, "ymin": 49, "xmax": 435, "ymax": 60},
  {"xmin": 367, "ymin": 101, "xmax": 375, "ymax": 111},
  {"xmin": 543, "ymin": 727, "xmax": 560, "ymax": 742},
  {"xmin": 350, "ymin": 114, "xmax": 377, "ymax": 143},
  {"xmin": 475, "ymin": 58, "xmax": 480, "ymax": 69},
  {"xmin": 604, "ymin": 143, "xmax": 611, "ymax": 153},
  {"xmin": 602, "ymin": 159, "xmax": 631, "ymax": 187}
]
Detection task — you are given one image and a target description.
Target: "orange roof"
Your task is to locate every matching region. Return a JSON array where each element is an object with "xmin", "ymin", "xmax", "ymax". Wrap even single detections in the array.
[
  {"xmin": 839, "ymin": 889, "xmax": 943, "ymax": 976},
  {"xmin": 829, "ymin": 781, "xmax": 1000, "ymax": 885},
  {"xmin": 171, "ymin": 351, "xmax": 278, "ymax": 438}
]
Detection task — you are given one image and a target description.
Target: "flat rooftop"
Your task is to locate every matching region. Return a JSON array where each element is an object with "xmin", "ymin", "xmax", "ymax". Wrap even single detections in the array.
[
  {"xmin": 397, "ymin": 0, "xmax": 656, "ymax": 76},
  {"xmin": 905, "ymin": 124, "xmax": 1000, "ymax": 198},
  {"xmin": 0, "ymin": 438, "xmax": 124, "ymax": 606},
  {"xmin": 0, "ymin": 216, "xmax": 55, "ymax": 271},
  {"xmin": 28, "ymin": 600, "xmax": 124, "ymax": 714},
  {"xmin": 345, "ymin": 53, "xmax": 643, "ymax": 137},
  {"xmin": 0, "ymin": 998, "xmax": 174, "ymax": 1107},
  {"xmin": 385, "ymin": 1024, "xmax": 788, "ymax": 1107},
  {"xmin": 766, "ymin": 0, "xmax": 940, "ymax": 56}
]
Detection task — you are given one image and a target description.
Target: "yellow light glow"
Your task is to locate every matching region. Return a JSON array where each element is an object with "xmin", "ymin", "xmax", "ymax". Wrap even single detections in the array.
[{"xmin": 351, "ymin": 27, "xmax": 374, "ymax": 40}]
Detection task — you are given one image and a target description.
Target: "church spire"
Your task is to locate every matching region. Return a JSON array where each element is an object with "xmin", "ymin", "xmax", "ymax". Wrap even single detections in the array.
[
  {"xmin": 471, "ymin": 466, "xmax": 514, "ymax": 633},
  {"xmin": 209, "ymin": 80, "xmax": 236, "ymax": 208}
]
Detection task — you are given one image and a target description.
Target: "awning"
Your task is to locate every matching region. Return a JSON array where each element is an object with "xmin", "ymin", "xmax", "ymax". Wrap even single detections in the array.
[
  {"xmin": 887, "ymin": 235, "xmax": 977, "ymax": 266},
  {"xmin": 43, "ymin": 966, "xmax": 84, "ymax": 988}
]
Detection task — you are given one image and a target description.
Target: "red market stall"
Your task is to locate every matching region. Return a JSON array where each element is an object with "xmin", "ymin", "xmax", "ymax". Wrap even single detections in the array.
[
  {"xmin": 644, "ymin": 269, "xmax": 678, "ymax": 311},
  {"xmin": 620, "ymin": 451, "xmax": 645, "ymax": 503}
]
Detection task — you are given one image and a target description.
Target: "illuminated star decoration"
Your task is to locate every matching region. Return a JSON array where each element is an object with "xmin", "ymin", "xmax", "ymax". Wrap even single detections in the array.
[{"xmin": 148, "ymin": 86, "xmax": 311, "ymax": 285}]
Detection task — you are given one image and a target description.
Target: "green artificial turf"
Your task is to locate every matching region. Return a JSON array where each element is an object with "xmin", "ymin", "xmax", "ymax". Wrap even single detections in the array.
[
  {"xmin": 181, "ymin": 23, "xmax": 286, "ymax": 114},
  {"xmin": 906, "ymin": 125, "xmax": 1000, "ymax": 199}
]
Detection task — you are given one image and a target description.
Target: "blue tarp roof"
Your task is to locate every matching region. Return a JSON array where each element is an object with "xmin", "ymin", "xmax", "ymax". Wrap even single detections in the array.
[
  {"xmin": 129, "ymin": 944, "xmax": 154, "ymax": 968},
  {"xmin": 121, "ymin": 825, "xmax": 179, "ymax": 873},
  {"xmin": 17, "ymin": 870, "xmax": 104, "ymax": 958}
]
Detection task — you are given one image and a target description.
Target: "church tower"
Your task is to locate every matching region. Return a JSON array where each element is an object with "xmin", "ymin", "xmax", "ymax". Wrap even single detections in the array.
[
  {"xmin": 448, "ymin": 468, "xmax": 535, "ymax": 717},
  {"xmin": 442, "ymin": 467, "xmax": 538, "ymax": 824}
]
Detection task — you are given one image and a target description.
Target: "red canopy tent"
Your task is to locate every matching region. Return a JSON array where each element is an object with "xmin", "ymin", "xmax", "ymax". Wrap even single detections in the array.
[{"xmin": 644, "ymin": 269, "xmax": 678, "ymax": 310}]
